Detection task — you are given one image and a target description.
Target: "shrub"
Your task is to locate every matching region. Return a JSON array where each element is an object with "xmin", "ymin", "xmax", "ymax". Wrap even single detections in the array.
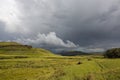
[
  {"xmin": 14, "ymin": 56, "xmax": 28, "ymax": 59},
  {"xmin": 87, "ymin": 58, "xmax": 92, "ymax": 61},
  {"xmin": 104, "ymin": 48, "xmax": 120, "ymax": 58},
  {"xmin": 77, "ymin": 61, "xmax": 82, "ymax": 65}
]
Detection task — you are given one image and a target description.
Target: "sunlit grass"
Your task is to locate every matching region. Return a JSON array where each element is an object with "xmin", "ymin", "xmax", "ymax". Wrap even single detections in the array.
[
  {"xmin": 0, "ymin": 55, "xmax": 120, "ymax": 80},
  {"xmin": 0, "ymin": 42, "xmax": 120, "ymax": 80}
]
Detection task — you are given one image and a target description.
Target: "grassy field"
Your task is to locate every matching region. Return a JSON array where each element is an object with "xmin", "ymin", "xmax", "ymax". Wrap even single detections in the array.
[
  {"xmin": 0, "ymin": 55, "xmax": 120, "ymax": 80},
  {"xmin": 0, "ymin": 42, "xmax": 120, "ymax": 80}
]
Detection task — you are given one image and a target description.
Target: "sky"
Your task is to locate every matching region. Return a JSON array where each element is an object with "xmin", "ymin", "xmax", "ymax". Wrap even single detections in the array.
[{"xmin": 0, "ymin": 0, "xmax": 120, "ymax": 52}]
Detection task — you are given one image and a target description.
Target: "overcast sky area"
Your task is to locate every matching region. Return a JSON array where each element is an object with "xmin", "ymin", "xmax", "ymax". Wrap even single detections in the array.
[{"xmin": 1, "ymin": 0, "xmax": 120, "ymax": 52}]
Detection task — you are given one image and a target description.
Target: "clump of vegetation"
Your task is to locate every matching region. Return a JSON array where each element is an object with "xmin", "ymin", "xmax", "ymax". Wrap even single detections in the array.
[
  {"xmin": 14, "ymin": 56, "xmax": 28, "ymax": 59},
  {"xmin": 104, "ymin": 48, "xmax": 120, "ymax": 58},
  {"xmin": 87, "ymin": 58, "xmax": 92, "ymax": 61},
  {"xmin": 77, "ymin": 61, "xmax": 82, "ymax": 65},
  {"xmin": 86, "ymin": 74, "xmax": 95, "ymax": 80}
]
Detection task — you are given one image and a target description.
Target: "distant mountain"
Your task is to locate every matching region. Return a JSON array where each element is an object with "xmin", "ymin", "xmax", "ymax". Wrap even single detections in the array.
[{"xmin": 57, "ymin": 51, "xmax": 90, "ymax": 56}]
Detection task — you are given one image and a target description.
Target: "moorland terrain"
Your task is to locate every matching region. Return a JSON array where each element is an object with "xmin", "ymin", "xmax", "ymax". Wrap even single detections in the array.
[{"xmin": 0, "ymin": 42, "xmax": 120, "ymax": 80}]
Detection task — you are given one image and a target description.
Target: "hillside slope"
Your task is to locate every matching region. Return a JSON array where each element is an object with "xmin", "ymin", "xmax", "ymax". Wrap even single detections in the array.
[
  {"xmin": 58, "ymin": 51, "xmax": 89, "ymax": 56},
  {"xmin": 0, "ymin": 42, "xmax": 22, "ymax": 46},
  {"xmin": 0, "ymin": 42, "xmax": 55, "ymax": 57}
]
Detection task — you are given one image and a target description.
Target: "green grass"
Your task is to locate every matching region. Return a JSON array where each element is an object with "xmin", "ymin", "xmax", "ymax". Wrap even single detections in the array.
[
  {"xmin": 0, "ymin": 42, "xmax": 120, "ymax": 80},
  {"xmin": 0, "ymin": 55, "xmax": 120, "ymax": 80},
  {"xmin": 0, "ymin": 42, "xmax": 21, "ymax": 46}
]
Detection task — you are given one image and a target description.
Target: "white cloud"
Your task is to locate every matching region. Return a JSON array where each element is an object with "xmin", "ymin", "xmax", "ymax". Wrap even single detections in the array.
[
  {"xmin": 1, "ymin": 0, "xmax": 120, "ymax": 52},
  {"xmin": 0, "ymin": 0, "xmax": 29, "ymax": 33},
  {"xmin": 85, "ymin": 48, "xmax": 105, "ymax": 52},
  {"xmin": 14, "ymin": 32, "xmax": 79, "ymax": 49}
]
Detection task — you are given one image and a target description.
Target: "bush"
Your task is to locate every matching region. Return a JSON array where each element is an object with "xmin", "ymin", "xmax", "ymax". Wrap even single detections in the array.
[
  {"xmin": 14, "ymin": 56, "xmax": 28, "ymax": 59},
  {"xmin": 77, "ymin": 61, "xmax": 82, "ymax": 65},
  {"xmin": 104, "ymin": 48, "xmax": 120, "ymax": 58}
]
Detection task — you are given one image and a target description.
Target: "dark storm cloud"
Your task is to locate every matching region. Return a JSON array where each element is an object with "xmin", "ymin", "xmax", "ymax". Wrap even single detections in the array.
[
  {"xmin": 0, "ymin": 20, "xmax": 20, "ymax": 41},
  {"xmin": 1, "ymin": 0, "xmax": 120, "ymax": 52},
  {"xmin": 14, "ymin": 0, "xmax": 120, "ymax": 50},
  {"xmin": 52, "ymin": 0, "xmax": 120, "ymax": 49},
  {"xmin": 0, "ymin": 21, "xmax": 11, "ymax": 40}
]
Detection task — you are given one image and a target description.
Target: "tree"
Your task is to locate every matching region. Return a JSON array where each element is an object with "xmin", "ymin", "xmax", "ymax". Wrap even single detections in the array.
[{"xmin": 104, "ymin": 48, "xmax": 120, "ymax": 58}]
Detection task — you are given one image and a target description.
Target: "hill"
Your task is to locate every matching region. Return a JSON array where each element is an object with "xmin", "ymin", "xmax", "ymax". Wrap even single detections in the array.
[
  {"xmin": 0, "ymin": 42, "xmax": 120, "ymax": 80},
  {"xmin": 0, "ymin": 42, "xmax": 22, "ymax": 46},
  {"xmin": 58, "ymin": 51, "xmax": 90, "ymax": 56},
  {"xmin": 0, "ymin": 42, "xmax": 55, "ymax": 57}
]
